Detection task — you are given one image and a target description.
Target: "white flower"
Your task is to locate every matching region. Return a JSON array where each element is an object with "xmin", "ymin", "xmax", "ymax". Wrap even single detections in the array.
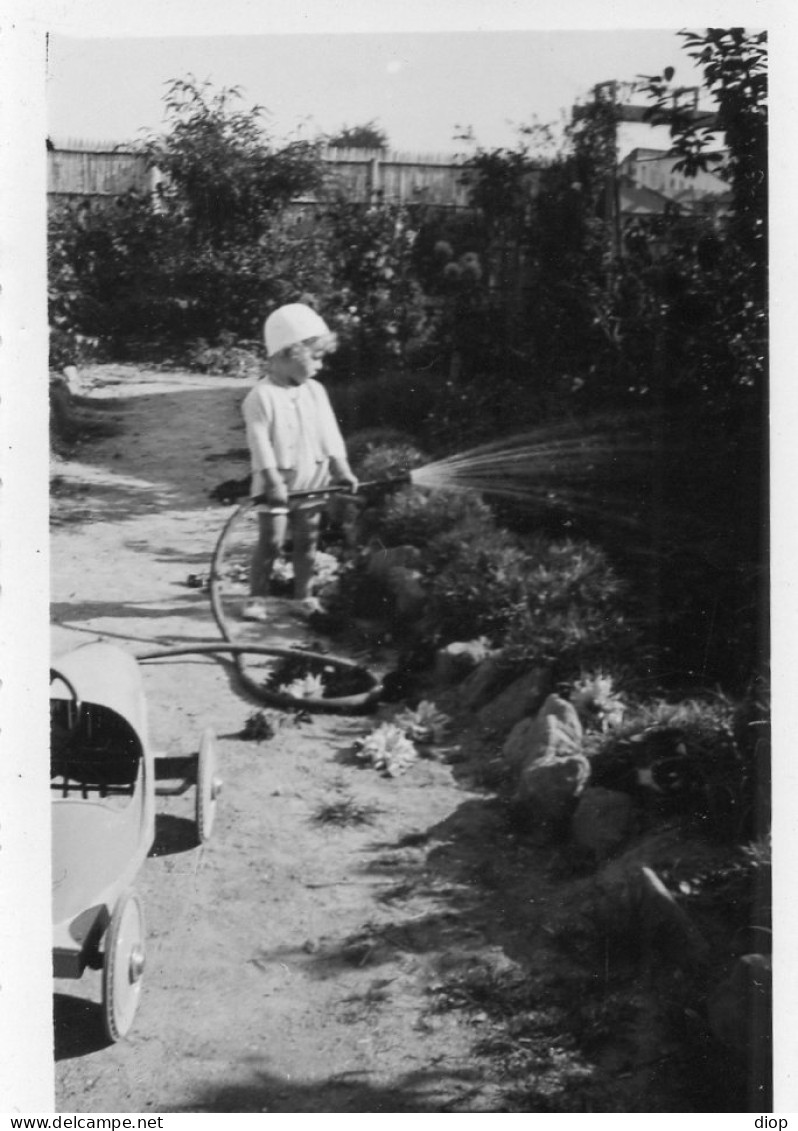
[
  {"xmin": 394, "ymin": 700, "xmax": 451, "ymax": 745},
  {"xmin": 571, "ymin": 672, "xmax": 626, "ymax": 732},
  {"xmin": 314, "ymin": 550, "xmax": 341, "ymax": 586},
  {"xmin": 353, "ymin": 722, "xmax": 418, "ymax": 776},
  {"xmin": 278, "ymin": 672, "xmax": 326, "ymax": 699},
  {"xmin": 447, "ymin": 637, "xmax": 494, "ymax": 664},
  {"xmin": 272, "ymin": 558, "xmax": 295, "ymax": 584}
]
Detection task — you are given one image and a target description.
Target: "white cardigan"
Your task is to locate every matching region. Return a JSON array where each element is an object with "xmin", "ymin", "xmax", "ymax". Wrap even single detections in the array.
[{"xmin": 242, "ymin": 376, "xmax": 346, "ymax": 474}]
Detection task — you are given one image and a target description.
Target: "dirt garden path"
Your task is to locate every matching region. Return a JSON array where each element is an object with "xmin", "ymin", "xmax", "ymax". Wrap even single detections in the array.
[{"xmin": 50, "ymin": 365, "xmax": 581, "ymax": 1115}]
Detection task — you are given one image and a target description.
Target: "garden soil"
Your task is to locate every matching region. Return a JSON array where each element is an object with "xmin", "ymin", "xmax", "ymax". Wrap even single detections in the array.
[{"xmin": 49, "ymin": 365, "xmax": 722, "ymax": 1114}]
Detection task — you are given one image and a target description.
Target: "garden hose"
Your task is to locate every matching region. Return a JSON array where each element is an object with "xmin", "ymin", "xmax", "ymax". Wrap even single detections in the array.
[
  {"xmin": 136, "ymin": 475, "xmax": 411, "ymax": 714},
  {"xmin": 137, "ymin": 640, "xmax": 381, "ymax": 714}
]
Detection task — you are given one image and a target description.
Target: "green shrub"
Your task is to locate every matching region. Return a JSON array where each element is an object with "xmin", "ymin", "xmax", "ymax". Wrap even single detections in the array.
[
  {"xmin": 378, "ymin": 486, "xmax": 497, "ymax": 549},
  {"xmin": 351, "ymin": 441, "xmax": 428, "ymax": 483},
  {"xmin": 417, "ymin": 528, "xmax": 637, "ymax": 671},
  {"xmin": 325, "ymin": 554, "xmax": 396, "ymax": 625},
  {"xmin": 317, "ymin": 198, "xmax": 433, "ymax": 376},
  {"xmin": 328, "ymin": 367, "xmax": 447, "ymax": 438},
  {"xmin": 500, "ymin": 537, "xmax": 637, "ymax": 674},
  {"xmin": 423, "ymin": 537, "xmax": 532, "ymax": 645},
  {"xmin": 48, "ymin": 326, "xmax": 102, "ymax": 372},
  {"xmin": 585, "ymin": 694, "xmax": 763, "ymax": 842},
  {"xmin": 184, "ymin": 333, "xmax": 262, "ymax": 377},
  {"xmin": 345, "ymin": 428, "xmax": 426, "ymax": 474}
]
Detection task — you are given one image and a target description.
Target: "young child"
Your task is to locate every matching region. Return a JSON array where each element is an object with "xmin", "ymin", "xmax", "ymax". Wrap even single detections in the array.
[{"xmin": 241, "ymin": 302, "xmax": 358, "ymax": 621}]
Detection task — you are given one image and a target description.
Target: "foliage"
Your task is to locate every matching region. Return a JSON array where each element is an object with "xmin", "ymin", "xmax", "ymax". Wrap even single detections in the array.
[
  {"xmin": 319, "ymin": 199, "xmax": 432, "ymax": 377},
  {"xmin": 184, "ymin": 333, "xmax": 262, "ymax": 377},
  {"xmin": 376, "ymin": 485, "xmax": 497, "ymax": 549},
  {"xmin": 443, "ymin": 29, "xmax": 769, "ymax": 691},
  {"xmin": 326, "ymin": 120, "xmax": 389, "ymax": 150},
  {"xmin": 640, "ymin": 29, "xmax": 767, "ymax": 266},
  {"xmin": 499, "ymin": 538, "xmax": 639, "ymax": 675},
  {"xmin": 49, "ymin": 77, "xmax": 333, "ymax": 353},
  {"xmin": 239, "ymin": 710, "xmax": 282, "ymax": 742},
  {"xmin": 140, "ymin": 77, "xmax": 325, "ymax": 245},
  {"xmin": 276, "ymin": 671, "xmax": 325, "ymax": 699},
  {"xmin": 396, "ymin": 505, "xmax": 640, "ymax": 671},
  {"xmin": 312, "ymin": 794, "xmax": 381, "ymax": 826},
  {"xmin": 423, "ymin": 537, "xmax": 533, "ymax": 646},
  {"xmin": 328, "ymin": 369, "xmax": 446, "ymax": 441},
  {"xmin": 585, "ymin": 693, "xmax": 761, "ymax": 841},
  {"xmin": 631, "ymin": 28, "xmax": 767, "ymax": 399},
  {"xmin": 48, "ymin": 326, "xmax": 102, "ymax": 372},
  {"xmin": 353, "ymin": 722, "xmax": 418, "ymax": 776},
  {"xmin": 571, "ymin": 672, "xmax": 627, "ymax": 731},
  {"xmin": 328, "ymin": 435, "xmax": 640, "ymax": 676},
  {"xmin": 393, "ymin": 699, "xmax": 452, "ymax": 744},
  {"xmin": 345, "ymin": 430, "xmax": 428, "ymax": 479},
  {"xmin": 48, "ymin": 193, "xmax": 176, "ymax": 346}
]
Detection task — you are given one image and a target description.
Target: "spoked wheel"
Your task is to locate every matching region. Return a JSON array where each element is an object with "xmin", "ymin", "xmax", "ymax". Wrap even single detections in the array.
[
  {"xmin": 101, "ymin": 889, "xmax": 146, "ymax": 1043},
  {"xmin": 195, "ymin": 728, "xmax": 223, "ymax": 844}
]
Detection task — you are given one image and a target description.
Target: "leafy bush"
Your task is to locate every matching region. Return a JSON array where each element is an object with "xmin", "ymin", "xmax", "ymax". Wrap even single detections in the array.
[
  {"xmin": 377, "ymin": 486, "xmax": 496, "ymax": 549},
  {"xmin": 325, "ymin": 554, "xmax": 395, "ymax": 625},
  {"xmin": 184, "ymin": 333, "xmax": 262, "ymax": 377},
  {"xmin": 48, "ymin": 326, "xmax": 102, "ymax": 372},
  {"xmin": 140, "ymin": 77, "xmax": 326, "ymax": 245},
  {"xmin": 423, "ymin": 537, "xmax": 532, "ymax": 646},
  {"xmin": 328, "ymin": 367, "xmax": 447, "ymax": 439},
  {"xmin": 47, "ymin": 79, "xmax": 335, "ymax": 358},
  {"xmin": 499, "ymin": 537, "xmax": 637, "ymax": 674},
  {"xmin": 318, "ymin": 198, "xmax": 434, "ymax": 377},
  {"xmin": 586, "ymin": 694, "xmax": 760, "ymax": 842},
  {"xmin": 48, "ymin": 194, "xmax": 175, "ymax": 347}
]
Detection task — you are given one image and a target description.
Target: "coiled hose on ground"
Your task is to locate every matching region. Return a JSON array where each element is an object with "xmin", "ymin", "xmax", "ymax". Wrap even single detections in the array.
[{"xmin": 135, "ymin": 480, "xmax": 409, "ymax": 714}]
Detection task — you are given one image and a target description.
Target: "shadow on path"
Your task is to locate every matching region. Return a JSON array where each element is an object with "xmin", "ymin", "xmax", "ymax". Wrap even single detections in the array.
[
  {"xmin": 166, "ymin": 1062, "xmax": 487, "ymax": 1114},
  {"xmin": 52, "ymin": 379, "xmax": 249, "ymax": 521},
  {"xmin": 53, "ymin": 995, "xmax": 109, "ymax": 1062}
]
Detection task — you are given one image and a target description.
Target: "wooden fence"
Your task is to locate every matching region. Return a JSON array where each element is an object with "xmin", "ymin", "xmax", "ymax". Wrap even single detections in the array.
[
  {"xmin": 47, "ymin": 144, "xmax": 158, "ymax": 202},
  {"xmin": 47, "ymin": 141, "xmax": 476, "ymax": 209},
  {"xmin": 319, "ymin": 147, "xmax": 473, "ymax": 207}
]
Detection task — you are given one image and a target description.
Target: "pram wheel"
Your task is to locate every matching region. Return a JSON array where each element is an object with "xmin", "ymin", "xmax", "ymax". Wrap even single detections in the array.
[
  {"xmin": 102, "ymin": 889, "xmax": 146, "ymax": 1042},
  {"xmin": 196, "ymin": 728, "xmax": 222, "ymax": 844}
]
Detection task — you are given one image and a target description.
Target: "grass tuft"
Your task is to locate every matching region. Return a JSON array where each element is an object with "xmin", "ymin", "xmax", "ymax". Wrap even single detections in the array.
[{"xmin": 312, "ymin": 795, "xmax": 381, "ymax": 827}]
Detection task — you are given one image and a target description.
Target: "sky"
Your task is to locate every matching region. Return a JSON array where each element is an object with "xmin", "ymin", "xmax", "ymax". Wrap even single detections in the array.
[{"xmin": 45, "ymin": 27, "xmax": 701, "ymax": 157}]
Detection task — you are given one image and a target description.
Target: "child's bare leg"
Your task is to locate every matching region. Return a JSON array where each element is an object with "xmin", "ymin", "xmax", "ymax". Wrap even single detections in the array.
[
  {"xmin": 291, "ymin": 509, "xmax": 322, "ymax": 599},
  {"xmin": 250, "ymin": 511, "xmax": 287, "ymax": 596}
]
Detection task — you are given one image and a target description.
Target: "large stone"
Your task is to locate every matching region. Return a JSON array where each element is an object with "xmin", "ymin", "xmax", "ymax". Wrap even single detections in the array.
[
  {"xmin": 637, "ymin": 866, "xmax": 710, "ymax": 966},
  {"xmin": 62, "ymin": 364, "xmax": 80, "ymax": 391},
  {"xmin": 366, "ymin": 543, "xmax": 423, "ymax": 579},
  {"xmin": 389, "ymin": 567, "xmax": 427, "ymax": 619},
  {"xmin": 502, "ymin": 693, "xmax": 583, "ymax": 776},
  {"xmin": 365, "ymin": 544, "xmax": 426, "ymax": 621},
  {"xmin": 433, "ymin": 640, "xmax": 494, "ymax": 686},
  {"xmin": 571, "ymin": 787, "xmax": 634, "ymax": 860},
  {"xmin": 477, "ymin": 668, "xmax": 548, "ymax": 737},
  {"xmin": 515, "ymin": 751, "xmax": 591, "ymax": 839},
  {"xmin": 458, "ymin": 654, "xmax": 517, "ymax": 711}
]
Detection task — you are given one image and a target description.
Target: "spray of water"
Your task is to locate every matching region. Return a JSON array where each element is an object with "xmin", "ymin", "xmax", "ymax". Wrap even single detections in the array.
[{"xmin": 406, "ymin": 419, "xmax": 656, "ymax": 528}]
